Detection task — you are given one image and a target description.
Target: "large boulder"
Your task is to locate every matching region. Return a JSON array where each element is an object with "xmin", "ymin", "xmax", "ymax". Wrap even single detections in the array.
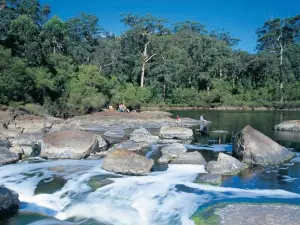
[
  {"xmin": 101, "ymin": 149, "xmax": 154, "ymax": 175},
  {"xmin": 170, "ymin": 151, "xmax": 206, "ymax": 165},
  {"xmin": 130, "ymin": 127, "xmax": 159, "ymax": 146},
  {"xmin": 0, "ymin": 186, "xmax": 20, "ymax": 217},
  {"xmin": 205, "ymin": 153, "xmax": 247, "ymax": 175},
  {"xmin": 160, "ymin": 126, "xmax": 193, "ymax": 139},
  {"xmin": 0, "ymin": 147, "xmax": 19, "ymax": 165},
  {"xmin": 275, "ymin": 120, "xmax": 300, "ymax": 132},
  {"xmin": 41, "ymin": 130, "xmax": 99, "ymax": 159},
  {"xmin": 232, "ymin": 125, "xmax": 295, "ymax": 165}
]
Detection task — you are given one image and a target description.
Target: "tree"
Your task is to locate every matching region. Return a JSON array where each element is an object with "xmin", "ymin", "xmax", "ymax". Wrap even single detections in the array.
[
  {"xmin": 40, "ymin": 16, "xmax": 68, "ymax": 55},
  {"xmin": 256, "ymin": 16, "xmax": 300, "ymax": 101},
  {"xmin": 121, "ymin": 13, "xmax": 168, "ymax": 87},
  {"xmin": 9, "ymin": 14, "xmax": 41, "ymax": 65}
]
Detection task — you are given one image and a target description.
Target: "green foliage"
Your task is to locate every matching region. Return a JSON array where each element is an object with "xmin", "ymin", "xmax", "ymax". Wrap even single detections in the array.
[
  {"xmin": 1, "ymin": 2, "xmax": 300, "ymax": 116},
  {"xmin": 110, "ymin": 83, "xmax": 153, "ymax": 108}
]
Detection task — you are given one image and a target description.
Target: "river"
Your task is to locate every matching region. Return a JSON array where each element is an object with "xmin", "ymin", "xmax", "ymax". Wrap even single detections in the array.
[{"xmin": 1, "ymin": 110, "xmax": 300, "ymax": 225}]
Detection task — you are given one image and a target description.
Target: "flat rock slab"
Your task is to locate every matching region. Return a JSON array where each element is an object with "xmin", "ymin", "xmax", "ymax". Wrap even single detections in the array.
[
  {"xmin": 104, "ymin": 128, "xmax": 125, "ymax": 138},
  {"xmin": 0, "ymin": 186, "xmax": 20, "ymax": 217},
  {"xmin": 275, "ymin": 120, "xmax": 300, "ymax": 132},
  {"xmin": 218, "ymin": 204, "xmax": 300, "ymax": 225},
  {"xmin": 205, "ymin": 153, "xmax": 247, "ymax": 175},
  {"xmin": 160, "ymin": 126, "xmax": 193, "ymax": 140},
  {"xmin": 0, "ymin": 147, "xmax": 19, "ymax": 165},
  {"xmin": 110, "ymin": 140, "xmax": 142, "ymax": 152},
  {"xmin": 194, "ymin": 174, "xmax": 222, "ymax": 185},
  {"xmin": 102, "ymin": 149, "xmax": 154, "ymax": 175},
  {"xmin": 41, "ymin": 130, "xmax": 98, "ymax": 159},
  {"xmin": 232, "ymin": 125, "xmax": 295, "ymax": 165},
  {"xmin": 170, "ymin": 151, "xmax": 206, "ymax": 165}
]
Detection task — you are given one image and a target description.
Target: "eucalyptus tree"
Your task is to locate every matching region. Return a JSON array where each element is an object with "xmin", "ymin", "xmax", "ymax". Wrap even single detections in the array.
[
  {"xmin": 256, "ymin": 16, "xmax": 300, "ymax": 101},
  {"xmin": 120, "ymin": 13, "xmax": 169, "ymax": 87}
]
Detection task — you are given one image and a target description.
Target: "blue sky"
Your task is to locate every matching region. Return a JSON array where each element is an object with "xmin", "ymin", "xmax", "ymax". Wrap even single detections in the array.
[{"xmin": 40, "ymin": 0, "xmax": 300, "ymax": 53}]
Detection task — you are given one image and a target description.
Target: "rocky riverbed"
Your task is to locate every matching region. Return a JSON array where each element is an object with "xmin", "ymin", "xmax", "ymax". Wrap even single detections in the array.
[{"xmin": 0, "ymin": 109, "xmax": 299, "ymax": 225}]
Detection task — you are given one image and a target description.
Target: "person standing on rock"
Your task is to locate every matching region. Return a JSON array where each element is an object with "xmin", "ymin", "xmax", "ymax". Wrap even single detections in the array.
[{"xmin": 200, "ymin": 114, "xmax": 208, "ymax": 132}]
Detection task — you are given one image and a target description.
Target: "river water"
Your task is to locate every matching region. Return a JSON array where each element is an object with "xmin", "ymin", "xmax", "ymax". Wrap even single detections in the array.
[{"xmin": 1, "ymin": 110, "xmax": 300, "ymax": 225}]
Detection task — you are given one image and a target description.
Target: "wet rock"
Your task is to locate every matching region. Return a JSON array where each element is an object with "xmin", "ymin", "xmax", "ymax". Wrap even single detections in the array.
[
  {"xmin": 232, "ymin": 125, "xmax": 295, "ymax": 165},
  {"xmin": 194, "ymin": 174, "xmax": 222, "ymax": 185},
  {"xmin": 34, "ymin": 176, "xmax": 67, "ymax": 195},
  {"xmin": 205, "ymin": 153, "xmax": 247, "ymax": 175},
  {"xmin": 41, "ymin": 130, "xmax": 99, "ymax": 159},
  {"xmin": 170, "ymin": 151, "xmax": 206, "ymax": 165},
  {"xmin": 87, "ymin": 174, "xmax": 121, "ymax": 191},
  {"xmin": 161, "ymin": 143, "xmax": 187, "ymax": 157},
  {"xmin": 0, "ymin": 186, "xmax": 20, "ymax": 217},
  {"xmin": 275, "ymin": 120, "xmax": 300, "ymax": 132},
  {"xmin": 102, "ymin": 149, "xmax": 154, "ymax": 175},
  {"xmin": 160, "ymin": 126, "xmax": 193, "ymax": 139},
  {"xmin": 0, "ymin": 147, "xmax": 19, "ymax": 165},
  {"xmin": 129, "ymin": 127, "xmax": 159, "ymax": 145}
]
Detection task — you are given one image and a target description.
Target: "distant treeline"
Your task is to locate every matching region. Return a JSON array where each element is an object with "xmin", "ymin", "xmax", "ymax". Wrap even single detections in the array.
[{"xmin": 1, "ymin": 1, "xmax": 300, "ymax": 116}]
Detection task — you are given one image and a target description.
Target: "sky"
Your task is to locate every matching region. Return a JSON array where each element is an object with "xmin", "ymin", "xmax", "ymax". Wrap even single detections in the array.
[{"xmin": 40, "ymin": 0, "xmax": 300, "ymax": 53}]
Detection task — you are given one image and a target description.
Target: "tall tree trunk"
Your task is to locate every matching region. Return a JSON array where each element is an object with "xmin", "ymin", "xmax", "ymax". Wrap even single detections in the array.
[
  {"xmin": 207, "ymin": 83, "xmax": 210, "ymax": 96},
  {"xmin": 163, "ymin": 81, "xmax": 166, "ymax": 102},
  {"xmin": 141, "ymin": 61, "xmax": 146, "ymax": 87},
  {"xmin": 280, "ymin": 45, "xmax": 284, "ymax": 102},
  {"xmin": 140, "ymin": 41, "xmax": 156, "ymax": 87}
]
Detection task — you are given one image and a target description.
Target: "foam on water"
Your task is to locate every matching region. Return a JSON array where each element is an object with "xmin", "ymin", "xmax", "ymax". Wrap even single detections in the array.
[{"xmin": 1, "ymin": 160, "xmax": 300, "ymax": 225}]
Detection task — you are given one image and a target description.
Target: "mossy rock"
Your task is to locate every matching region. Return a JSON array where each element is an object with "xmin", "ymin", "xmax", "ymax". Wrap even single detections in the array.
[
  {"xmin": 87, "ymin": 174, "xmax": 121, "ymax": 191},
  {"xmin": 34, "ymin": 176, "xmax": 66, "ymax": 195}
]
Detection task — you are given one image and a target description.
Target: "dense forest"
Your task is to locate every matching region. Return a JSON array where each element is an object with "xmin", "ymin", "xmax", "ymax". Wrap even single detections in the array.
[{"xmin": 1, "ymin": 0, "xmax": 300, "ymax": 116}]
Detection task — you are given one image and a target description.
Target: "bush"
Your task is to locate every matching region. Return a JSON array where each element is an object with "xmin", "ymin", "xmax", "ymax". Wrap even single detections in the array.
[{"xmin": 20, "ymin": 103, "xmax": 47, "ymax": 116}]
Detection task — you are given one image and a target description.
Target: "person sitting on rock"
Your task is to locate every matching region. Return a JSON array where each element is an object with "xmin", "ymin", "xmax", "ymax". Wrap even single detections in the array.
[{"xmin": 176, "ymin": 115, "xmax": 181, "ymax": 124}]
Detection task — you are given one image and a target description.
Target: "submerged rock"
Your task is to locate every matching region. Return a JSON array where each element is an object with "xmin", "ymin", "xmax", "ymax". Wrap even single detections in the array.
[
  {"xmin": 160, "ymin": 126, "xmax": 193, "ymax": 139},
  {"xmin": 194, "ymin": 174, "xmax": 222, "ymax": 186},
  {"xmin": 0, "ymin": 186, "xmax": 20, "ymax": 217},
  {"xmin": 170, "ymin": 151, "xmax": 206, "ymax": 165},
  {"xmin": 34, "ymin": 176, "xmax": 67, "ymax": 195},
  {"xmin": 193, "ymin": 203, "xmax": 300, "ymax": 225},
  {"xmin": 205, "ymin": 153, "xmax": 247, "ymax": 175},
  {"xmin": 275, "ymin": 120, "xmax": 300, "ymax": 132},
  {"xmin": 0, "ymin": 147, "xmax": 19, "ymax": 165},
  {"xmin": 102, "ymin": 149, "xmax": 154, "ymax": 175},
  {"xmin": 41, "ymin": 130, "xmax": 99, "ymax": 159},
  {"xmin": 87, "ymin": 174, "xmax": 121, "ymax": 191},
  {"xmin": 232, "ymin": 125, "xmax": 295, "ymax": 165}
]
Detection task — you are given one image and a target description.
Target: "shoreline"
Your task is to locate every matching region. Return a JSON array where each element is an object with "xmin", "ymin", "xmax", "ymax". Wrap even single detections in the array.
[{"xmin": 141, "ymin": 106, "xmax": 300, "ymax": 112}]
